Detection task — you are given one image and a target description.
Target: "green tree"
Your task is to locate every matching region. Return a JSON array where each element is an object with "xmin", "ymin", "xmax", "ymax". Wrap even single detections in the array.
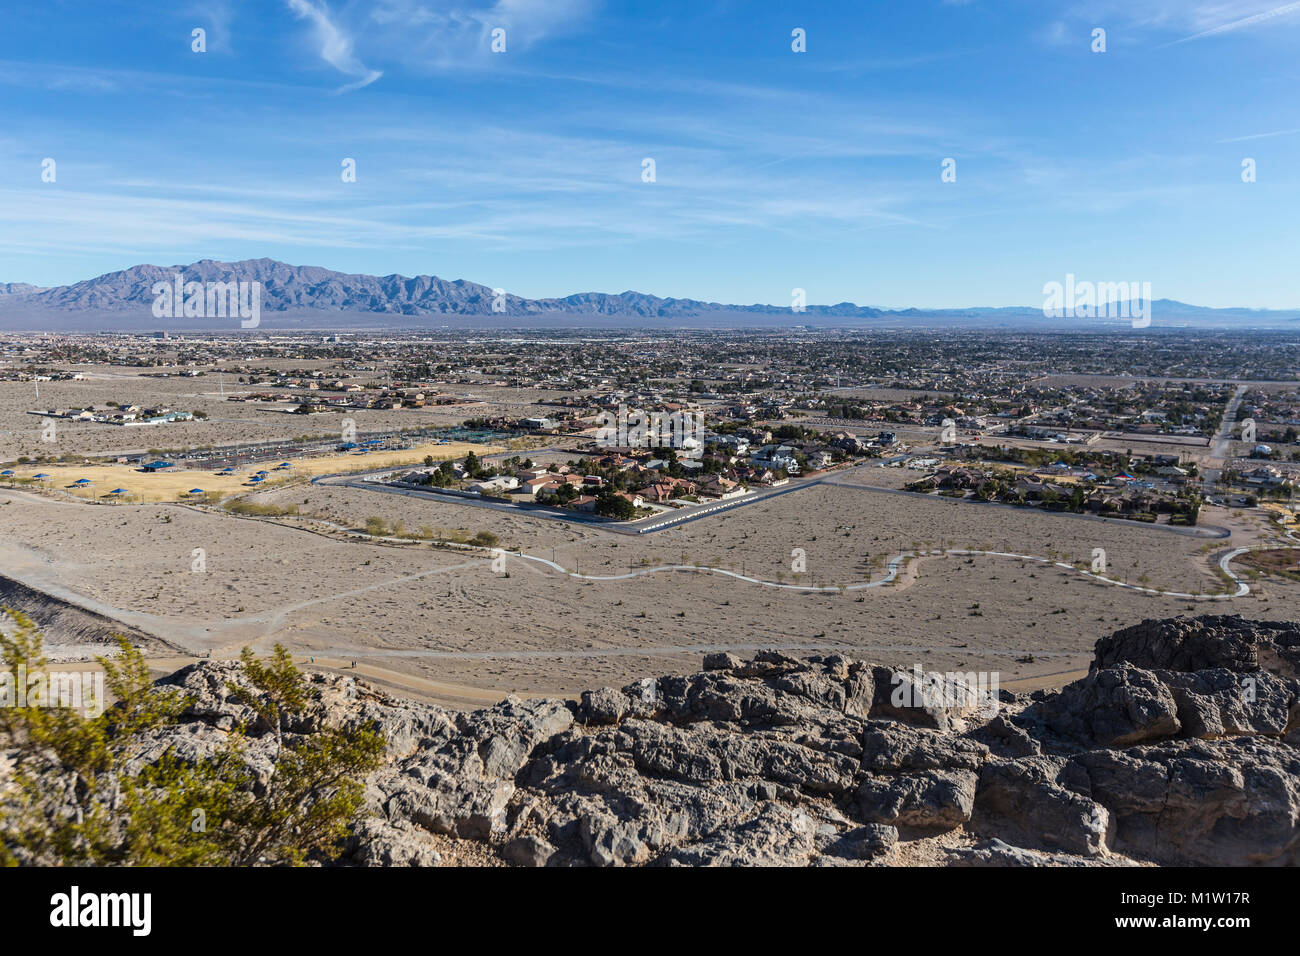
[
  {"xmin": 0, "ymin": 611, "xmax": 384, "ymax": 866},
  {"xmin": 223, "ymin": 645, "xmax": 385, "ymax": 865},
  {"xmin": 0, "ymin": 611, "xmax": 235, "ymax": 866},
  {"xmin": 595, "ymin": 491, "xmax": 636, "ymax": 520}
]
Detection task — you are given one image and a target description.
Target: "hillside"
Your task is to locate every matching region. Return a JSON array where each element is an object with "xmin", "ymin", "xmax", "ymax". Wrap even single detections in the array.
[{"xmin": 7, "ymin": 613, "xmax": 1297, "ymax": 866}]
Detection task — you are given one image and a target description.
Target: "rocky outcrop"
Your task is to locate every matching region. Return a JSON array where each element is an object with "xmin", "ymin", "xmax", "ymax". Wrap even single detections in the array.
[
  {"xmin": 1067, "ymin": 738, "xmax": 1300, "ymax": 865},
  {"xmin": 12, "ymin": 614, "xmax": 1300, "ymax": 866},
  {"xmin": 1094, "ymin": 614, "xmax": 1300, "ymax": 677}
]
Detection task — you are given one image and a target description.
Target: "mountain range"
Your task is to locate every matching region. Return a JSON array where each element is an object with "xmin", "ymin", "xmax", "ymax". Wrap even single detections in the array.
[{"xmin": 0, "ymin": 258, "xmax": 1296, "ymax": 330}]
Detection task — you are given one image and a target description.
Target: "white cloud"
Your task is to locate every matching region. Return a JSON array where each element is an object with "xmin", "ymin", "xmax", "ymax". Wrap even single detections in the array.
[
  {"xmin": 286, "ymin": 0, "xmax": 383, "ymax": 91},
  {"xmin": 1162, "ymin": 1, "xmax": 1300, "ymax": 44},
  {"xmin": 364, "ymin": 0, "xmax": 598, "ymax": 69},
  {"xmin": 1216, "ymin": 127, "xmax": 1300, "ymax": 142},
  {"xmin": 1044, "ymin": 1, "xmax": 1300, "ymax": 44}
]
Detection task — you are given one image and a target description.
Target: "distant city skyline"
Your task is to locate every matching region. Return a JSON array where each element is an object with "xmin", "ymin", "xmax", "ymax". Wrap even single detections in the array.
[{"xmin": 2, "ymin": 0, "xmax": 1298, "ymax": 309}]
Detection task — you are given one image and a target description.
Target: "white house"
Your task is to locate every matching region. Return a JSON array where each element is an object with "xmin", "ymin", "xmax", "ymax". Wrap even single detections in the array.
[{"xmin": 468, "ymin": 476, "xmax": 519, "ymax": 494}]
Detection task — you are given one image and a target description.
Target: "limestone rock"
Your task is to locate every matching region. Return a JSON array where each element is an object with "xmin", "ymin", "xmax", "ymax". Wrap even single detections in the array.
[
  {"xmin": 1094, "ymin": 614, "xmax": 1300, "ymax": 677},
  {"xmin": 17, "ymin": 615, "xmax": 1300, "ymax": 868},
  {"xmin": 503, "ymin": 834, "xmax": 556, "ymax": 867},
  {"xmin": 971, "ymin": 758, "xmax": 1113, "ymax": 857},
  {"xmin": 858, "ymin": 769, "xmax": 977, "ymax": 829},
  {"xmin": 1029, "ymin": 665, "xmax": 1181, "ymax": 747}
]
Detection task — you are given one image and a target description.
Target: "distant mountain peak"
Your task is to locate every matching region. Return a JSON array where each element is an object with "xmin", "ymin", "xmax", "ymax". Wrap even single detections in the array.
[
  {"xmin": 0, "ymin": 259, "xmax": 1296, "ymax": 329},
  {"xmin": 0, "ymin": 258, "xmax": 882, "ymax": 319}
]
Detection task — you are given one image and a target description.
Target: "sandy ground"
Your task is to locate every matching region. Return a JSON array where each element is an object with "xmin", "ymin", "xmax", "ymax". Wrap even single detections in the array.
[
  {"xmin": 4, "ymin": 466, "xmax": 1299, "ymax": 707},
  {"xmin": 0, "ymin": 370, "xmax": 567, "ymax": 461},
  {"xmin": 0, "ymin": 440, "xmax": 499, "ymax": 502}
]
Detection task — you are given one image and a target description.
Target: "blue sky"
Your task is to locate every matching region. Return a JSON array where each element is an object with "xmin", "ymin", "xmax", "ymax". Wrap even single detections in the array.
[{"xmin": 1, "ymin": 0, "xmax": 1298, "ymax": 308}]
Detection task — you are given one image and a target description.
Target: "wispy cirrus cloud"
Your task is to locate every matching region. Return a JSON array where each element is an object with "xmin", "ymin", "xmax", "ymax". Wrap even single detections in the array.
[
  {"xmin": 1216, "ymin": 127, "xmax": 1300, "ymax": 142},
  {"xmin": 1159, "ymin": 1, "xmax": 1300, "ymax": 44},
  {"xmin": 1044, "ymin": 1, "xmax": 1300, "ymax": 45},
  {"xmin": 286, "ymin": 0, "xmax": 383, "ymax": 91},
  {"xmin": 365, "ymin": 0, "xmax": 598, "ymax": 69}
]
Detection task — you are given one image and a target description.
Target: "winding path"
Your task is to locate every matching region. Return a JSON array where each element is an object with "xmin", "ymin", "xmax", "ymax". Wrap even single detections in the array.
[
  {"xmin": 499, "ymin": 545, "xmax": 1251, "ymax": 600},
  {"xmin": 295, "ymin": 510, "xmax": 1256, "ymax": 601}
]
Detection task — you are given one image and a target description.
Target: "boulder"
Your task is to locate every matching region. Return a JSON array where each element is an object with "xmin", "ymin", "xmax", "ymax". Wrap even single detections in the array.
[
  {"xmin": 971, "ymin": 758, "xmax": 1113, "ymax": 857},
  {"xmin": 1029, "ymin": 665, "xmax": 1180, "ymax": 747},
  {"xmin": 858, "ymin": 769, "xmax": 977, "ymax": 829}
]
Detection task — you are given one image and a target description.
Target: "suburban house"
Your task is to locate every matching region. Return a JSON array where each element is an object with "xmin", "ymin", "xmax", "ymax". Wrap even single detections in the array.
[
  {"xmin": 806, "ymin": 450, "xmax": 835, "ymax": 471},
  {"xmin": 516, "ymin": 475, "xmax": 561, "ymax": 497},
  {"xmin": 640, "ymin": 482, "xmax": 676, "ymax": 503},
  {"xmin": 468, "ymin": 476, "xmax": 519, "ymax": 494},
  {"xmin": 753, "ymin": 444, "xmax": 801, "ymax": 475},
  {"xmin": 699, "ymin": 476, "xmax": 747, "ymax": 499}
]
